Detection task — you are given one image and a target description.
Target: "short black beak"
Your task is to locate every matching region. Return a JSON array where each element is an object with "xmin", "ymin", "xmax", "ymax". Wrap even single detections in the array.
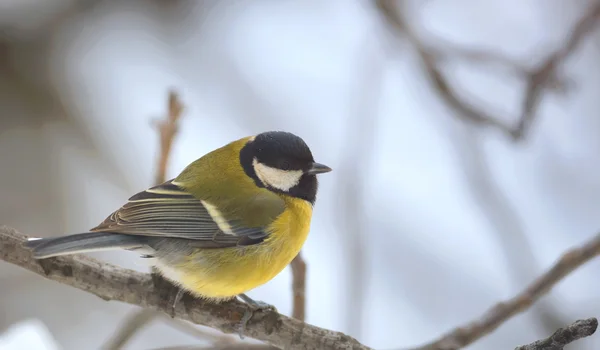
[{"xmin": 306, "ymin": 162, "xmax": 332, "ymax": 175}]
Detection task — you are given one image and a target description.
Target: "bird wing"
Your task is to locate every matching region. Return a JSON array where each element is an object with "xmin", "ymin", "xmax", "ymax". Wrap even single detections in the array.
[{"xmin": 90, "ymin": 180, "xmax": 285, "ymax": 248}]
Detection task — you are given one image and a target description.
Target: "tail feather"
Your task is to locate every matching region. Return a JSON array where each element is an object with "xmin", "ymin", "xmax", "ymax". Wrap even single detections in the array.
[{"xmin": 24, "ymin": 232, "xmax": 144, "ymax": 258}]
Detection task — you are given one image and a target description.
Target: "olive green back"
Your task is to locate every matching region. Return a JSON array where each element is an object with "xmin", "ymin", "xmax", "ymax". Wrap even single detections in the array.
[{"xmin": 174, "ymin": 136, "xmax": 285, "ymax": 228}]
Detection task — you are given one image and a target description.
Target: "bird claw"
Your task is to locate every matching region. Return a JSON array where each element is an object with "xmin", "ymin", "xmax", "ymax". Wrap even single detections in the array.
[
  {"xmin": 170, "ymin": 288, "xmax": 185, "ymax": 318},
  {"xmin": 237, "ymin": 294, "xmax": 277, "ymax": 339}
]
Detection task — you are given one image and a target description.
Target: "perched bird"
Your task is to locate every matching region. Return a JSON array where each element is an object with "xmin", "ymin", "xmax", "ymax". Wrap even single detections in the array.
[{"xmin": 25, "ymin": 130, "xmax": 331, "ymax": 329}]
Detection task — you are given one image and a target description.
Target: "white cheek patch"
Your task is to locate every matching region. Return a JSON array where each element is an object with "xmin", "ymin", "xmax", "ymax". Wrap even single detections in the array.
[{"xmin": 252, "ymin": 158, "xmax": 303, "ymax": 192}]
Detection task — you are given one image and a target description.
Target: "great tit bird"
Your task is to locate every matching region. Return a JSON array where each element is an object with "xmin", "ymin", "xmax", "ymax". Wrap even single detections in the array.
[{"xmin": 25, "ymin": 131, "xmax": 331, "ymax": 329}]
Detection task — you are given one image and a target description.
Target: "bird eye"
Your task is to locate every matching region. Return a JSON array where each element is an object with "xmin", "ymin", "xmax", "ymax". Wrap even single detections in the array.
[{"xmin": 280, "ymin": 160, "xmax": 291, "ymax": 170}]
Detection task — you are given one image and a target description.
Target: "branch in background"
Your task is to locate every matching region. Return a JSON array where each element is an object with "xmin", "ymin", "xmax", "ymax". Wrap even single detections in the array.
[
  {"xmin": 0, "ymin": 226, "xmax": 369, "ymax": 350},
  {"xmin": 408, "ymin": 232, "xmax": 600, "ymax": 350},
  {"xmin": 207, "ymin": 57, "xmax": 310, "ymax": 323},
  {"xmin": 153, "ymin": 89, "xmax": 184, "ymax": 185},
  {"xmin": 290, "ymin": 254, "xmax": 306, "ymax": 321},
  {"xmin": 104, "ymin": 90, "xmax": 244, "ymax": 349},
  {"xmin": 512, "ymin": 1, "xmax": 600, "ymax": 140},
  {"xmin": 515, "ymin": 317, "xmax": 598, "ymax": 350},
  {"xmin": 104, "ymin": 309, "xmax": 158, "ymax": 350},
  {"xmin": 376, "ymin": 0, "xmax": 600, "ymax": 342},
  {"xmin": 336, "ymin": 42, "xmax": 385, "ymax": 337},
  {"xmin": 375, "ymin": 0, "xmax": 600, "ymax": 141},
  {"xmin": 103, "ymin": 89, "xmax": 190, "ymax": 349},
  {"xmin": 105, "ymin": 308, "xmax": 239, "ymax": 350},
  {"xmin": 450, "ymin": 126, "xmax": 569, "ymax": 337}
]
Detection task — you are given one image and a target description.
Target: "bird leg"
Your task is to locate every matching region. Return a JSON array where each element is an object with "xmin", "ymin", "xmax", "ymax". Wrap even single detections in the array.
[
  {"xmin": 151, "ymin": 270, "xmax": 184, "ymax": 317},
  {"xmin": 236, "ymin": 293, "xmax": 277, "ymax": 339},
  {"xmin": 171, "ymin": 287, "xmax": 185, "ymax": 317}
]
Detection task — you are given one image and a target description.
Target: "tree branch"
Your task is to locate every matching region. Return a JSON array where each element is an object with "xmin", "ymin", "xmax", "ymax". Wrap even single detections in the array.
[
  {"xmin": 515, "ymin": 317, "xmax": 598, "ymax": 350},
  {"xmin": 6, "ymin": 223, "xmax": 600, "ymax": 349},
  {"xmin": 408, "ymin": 232, "xmax": 600, "ymax": 350},
  {"xmin": 376, "ymin": 0, "xmax": 600, "ymax": 141},
  {"xmin": 0, "ymin": 226, "xmax": 370, "ymax": 350},
  {"xmin": 148, "ymin": 344, "xmax": 273, "ymax": 350}
]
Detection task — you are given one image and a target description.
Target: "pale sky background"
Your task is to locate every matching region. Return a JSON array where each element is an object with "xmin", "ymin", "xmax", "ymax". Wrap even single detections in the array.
[{"xmin": 1, "ymin": 1, "xmax": 600, "ymax": 349}]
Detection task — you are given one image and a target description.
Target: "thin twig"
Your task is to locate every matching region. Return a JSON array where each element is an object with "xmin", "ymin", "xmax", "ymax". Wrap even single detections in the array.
[
  {"xmin": 154, "ymin": 316, "xmax": 237, "ymax": 346},
  {"xmin": 0, "ymin": 226, "xmax": 370, "ymax": 350},
  {"xmin": 515, "ymin": 317, "xmax": 598, "ymax": 350},
  {"xmin": 153, "ymin": 89, "xmax": 184, "ymax": 185},
  {"xmin": 204, "ymin": 57, "xmax": 311, "ymax": 323},
  {"xmin": 104, "ymin": 308, "xmax": 236, "ymax": 350},
  {"xmin": 451, "ymin": 127, "xmax": 569, "ymax": 337},
  {"xmin": 375, "ymin": 0, "xmax": 600, "ymax": 141},
  {"xmin": 104, "ymin": 309, "xmax": 157, "ymax": 350},
  {"xmin": 103, "ymin": 89, "xmax": 193, "ymax": 350},
  {"xmin": 513, "ymin": 0, "xmax": 600, "ymax": 140},
  {"xmin": 104, "ymin": 90, "xmax": 243, "ymax": 348},
  {"xmin": 336, "ymin": 42, "xmax": 385, "ymax": 337},
  {"xmin": 408, "ymin": 232, "xmax": 600, "ymax": 350},
  {"xmin": 290, "ymin": 254, "xmax": 306, "ymax": 321}
]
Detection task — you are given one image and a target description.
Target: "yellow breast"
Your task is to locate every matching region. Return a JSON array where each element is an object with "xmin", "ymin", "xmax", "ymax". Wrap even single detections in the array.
[{"xmin": 168, "ymin": 196, "xmax": 313, "ymax": 301}]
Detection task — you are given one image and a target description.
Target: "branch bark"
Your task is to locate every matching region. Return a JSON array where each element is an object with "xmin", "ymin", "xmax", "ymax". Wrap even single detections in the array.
[
  {"xmin": 515, "ymin": 317, "xmax": 598, "ymax": 350},
  {"xmin": 0, "ymin": 226, "xmax": 369, "ymax": 350},
  {"xmin": 409, "ymin": 232, "xmax": 600, "ymax": 350}
]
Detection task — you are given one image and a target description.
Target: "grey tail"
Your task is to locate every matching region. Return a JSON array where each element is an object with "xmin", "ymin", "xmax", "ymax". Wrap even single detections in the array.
[{"xmin": 24, "ymin": 232, "xmax": 144, "ymax": 259}]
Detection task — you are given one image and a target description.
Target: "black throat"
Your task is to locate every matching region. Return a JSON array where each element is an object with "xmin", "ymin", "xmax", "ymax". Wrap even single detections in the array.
[{"xmin": 239, "ymin": 142, "xmax": 318, "ymax": 205}]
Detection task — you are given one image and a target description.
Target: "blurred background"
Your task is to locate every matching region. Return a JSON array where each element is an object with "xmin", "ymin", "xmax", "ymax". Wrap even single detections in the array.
[{"xmin": 1, "ymin": 0, "xmax": 600, "ymax": 349}]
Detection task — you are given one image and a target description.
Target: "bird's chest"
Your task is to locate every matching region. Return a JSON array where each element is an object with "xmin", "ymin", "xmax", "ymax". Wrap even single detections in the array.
[{"xmin": 175, "ymin": 199, "xmax": 313, "ymax": 300}]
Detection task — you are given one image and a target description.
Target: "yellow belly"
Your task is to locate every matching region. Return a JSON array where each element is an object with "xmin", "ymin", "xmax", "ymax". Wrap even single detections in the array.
[{"xmin": 158, "ymin": 196, "xmax": 313, "ymax": 301}]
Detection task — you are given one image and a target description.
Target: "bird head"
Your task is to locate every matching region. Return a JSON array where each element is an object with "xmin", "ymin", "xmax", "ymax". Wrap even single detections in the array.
[{"xmin": 240, "ymin": 131, "xmax": 331, "ymax": 204}]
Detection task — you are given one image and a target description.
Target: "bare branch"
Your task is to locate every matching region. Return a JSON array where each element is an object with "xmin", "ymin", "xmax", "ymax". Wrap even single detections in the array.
[
  {"xmin": 409, "ymin": 232, "xmax": 600, "ymax": 350},
  {"xmin": 104, "ymin": 307, "xmax": 236, "ymax": 350},
  {"xmin": 104, "ymin": 89, "xmax": 207, "ymax": 350},
  {"xmin": 158, "ymin": 317, "xmax": 238, "ymax": 346},
  {"xmin": 515, "ymin": 317, "xmax": 598, "ymax": 350},
  {"xmin": 0, "ymin": 226, "xmax": 370, "ymax": 350},
  {"xmin": 290, "ymin": 254, "xmax": 307, "ymax": 321},
  {"xmin": 153, "ymin": 89, "xmax": 184, "ymax": 185},
  {"xmin": 375, "ymin": 0, "xmax": 600, "ymax": 141},
  {"xmin": 204, "ymin": 56, "xmax": 310, "ymax": 323},
  {"xmin": 450, "ymin": 126, "xmax": 570, "ymax": 336},
  {"xmin": 335, "ymin": 41, "xmax": 385, "ymax": 337},
  {"xmin": 513, "ymin": 1, "xmax": 600, "ymax": 140},
  {"xmin": 104, "ymin": 309, "xmax": 158, "ymax": 350}
]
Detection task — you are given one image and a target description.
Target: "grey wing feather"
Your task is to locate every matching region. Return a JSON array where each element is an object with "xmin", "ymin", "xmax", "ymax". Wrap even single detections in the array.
[{"xmin": 90, "ymin": 180, "xmax": 276, "ymax": 248}]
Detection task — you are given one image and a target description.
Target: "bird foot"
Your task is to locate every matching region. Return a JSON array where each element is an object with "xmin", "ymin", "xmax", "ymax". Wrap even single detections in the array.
[{"xmin": 237, "ymin": 293, "xmax": 277, "ymax": 339}]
